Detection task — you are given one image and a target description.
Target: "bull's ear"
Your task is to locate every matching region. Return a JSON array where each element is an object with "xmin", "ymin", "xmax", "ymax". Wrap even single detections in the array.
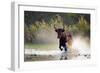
[{"xmin": 55, "ymin": 29, "xmax": 58, "ymax": 32}]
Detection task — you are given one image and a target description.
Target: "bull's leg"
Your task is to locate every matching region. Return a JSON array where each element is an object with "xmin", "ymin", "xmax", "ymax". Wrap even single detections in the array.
[
  {"xmin": 63, "ymin": 44, "xmax": 67, "ymax": 51},
  {"xmin": 59, "ymin": 45, "xmax": 63, "ymax": 51}
]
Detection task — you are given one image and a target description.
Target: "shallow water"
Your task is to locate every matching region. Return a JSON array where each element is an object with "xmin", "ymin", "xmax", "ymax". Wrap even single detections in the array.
[{"xmin": 24, "ymin": 49, "xmax": 90, "ymax": 62}]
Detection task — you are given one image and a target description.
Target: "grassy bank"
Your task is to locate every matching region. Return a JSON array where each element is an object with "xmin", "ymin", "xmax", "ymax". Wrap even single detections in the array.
[{"xmin": 24, "ymin": 43, "xmax": 58, "ymax": 50}]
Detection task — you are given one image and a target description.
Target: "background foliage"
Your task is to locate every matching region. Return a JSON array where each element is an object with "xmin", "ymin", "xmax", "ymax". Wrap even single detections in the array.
[{"xmin": 24, "ymin": 11, "xmax": 90, "ymax": 44}]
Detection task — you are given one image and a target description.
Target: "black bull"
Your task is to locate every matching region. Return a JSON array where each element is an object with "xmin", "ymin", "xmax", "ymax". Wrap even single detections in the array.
[{"xmin": 55, "ymin": 28, "xmax": 72, "ymax": 51}]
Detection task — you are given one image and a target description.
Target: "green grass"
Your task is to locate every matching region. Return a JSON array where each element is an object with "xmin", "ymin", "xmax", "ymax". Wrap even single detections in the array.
[{"xmin": 24, "ymin": 43, "xmax": 58, "ymax": 50}]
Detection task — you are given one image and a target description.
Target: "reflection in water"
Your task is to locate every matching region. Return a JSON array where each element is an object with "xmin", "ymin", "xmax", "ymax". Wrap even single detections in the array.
[
  {"xmin": 24, "ymin": 48, "xmax": 90, "ymax": 62},
  {"xmin": 60, "ymin": 51, "xmax": 67, "ymax": 60}
]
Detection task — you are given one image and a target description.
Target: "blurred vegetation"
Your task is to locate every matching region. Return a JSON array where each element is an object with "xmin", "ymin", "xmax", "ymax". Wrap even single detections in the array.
[
  {"xmin": 24, "ymin": 11, "xmax": 90, "ymax": 44},
  {"xmin": 25, "ymin": 43, "xmax": 58, "ymax": 50}
]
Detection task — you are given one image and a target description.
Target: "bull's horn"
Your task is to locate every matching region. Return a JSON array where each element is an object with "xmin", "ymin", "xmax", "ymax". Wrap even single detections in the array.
[
  {"xmin": 54, "ymin": 24, "xmax": 57, "ymax": 29},
  {"xmin": 63, "ymin": 24, "xmax": 65, "ymax": 30}
]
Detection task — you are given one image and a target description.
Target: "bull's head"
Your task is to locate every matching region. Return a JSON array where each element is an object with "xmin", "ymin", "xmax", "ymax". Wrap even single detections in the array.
[{"xmin": 54, "ymin": 24, "xmax": 65, "ymax": 39}]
